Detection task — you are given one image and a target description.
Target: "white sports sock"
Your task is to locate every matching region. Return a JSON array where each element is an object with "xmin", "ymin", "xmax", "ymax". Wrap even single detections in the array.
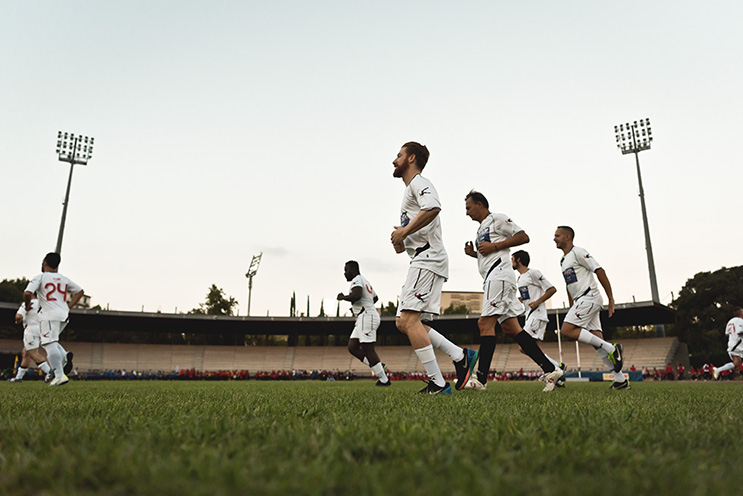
[
  {"xmin": 371, "ymin": 362, "xmax": 388, "ymax": 382},
  {"xmin": 428, "ymin": 328, "xmax": 464, "ymax": 362},
  {"xmin": 578, "ymin": 329, "xmax": 614, "ymax": 353},
  {"xmin": 415, "ymin": 345, "xmax": 445, "ymax": 387},
  {"xmin": 362, "ymin": 357, "xmax": 370, "ymax": 366},
  {"xmin": 43, "ymin": 343, "xmax": 65, "ymax": 378},
  {"xmin": 718, "ymin": 362, "xmax": 735, "ymax": 373},
  {"xmin": 15, "ymin": 367, "xmax": 28, "ymax": 380},
  {"xmin": 544, "ymin": 354, "xmax": 561, "ymax": 369},
  {"xmin": 596, "ymin": 347, "xmax": 613, "ymax": 369},
  {"xmin": 613, "ymin": 371, "xmax": 626, "ymax": 382},
  {"xmin": 39, "ymin": 362, "xmax": 51, "ymax": 374}
]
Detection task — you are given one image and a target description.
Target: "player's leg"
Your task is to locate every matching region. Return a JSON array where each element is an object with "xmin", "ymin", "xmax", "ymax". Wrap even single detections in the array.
[
  {"xmin": 348, "ymin": 338, "xmax": 365, "ymax": 362},
  {"xmin": 9, "ymin": 348, "xmax": 32, "ymax": 382},
  {"xmin": 27, "ymin": 347, "xmax": 51, "ymax": 376},
  {"xmin": 561, "ymin": 299, "xmax": 623, "ymax": 372},
  {"xmin": 522, "ymin": 318, "xmax": 561, "ymax": 370},
  {"xmin": 472, "ymin": 315, "xmax": 498, "ymax": 388},
  {"xmin": 40, "ymin": 321, "xmax": 68, "ymax": 385},
  {"xmin": 713, "ymin": 353, "xmax": 738, "ymax": 379},
  {"xmin": 360, "ymin": 313, "xmax": 389, "ymax": 385},
  {"xmin": 501, "ymin": 317, "xmax": 559, "ymax": 376},
  {"xmin": 397, "ymin": 310, "xmax": 449, "ymax": 393},
  {"xmin": 360, "ymin": 342, "xmax": 389, "ymax": 385}
]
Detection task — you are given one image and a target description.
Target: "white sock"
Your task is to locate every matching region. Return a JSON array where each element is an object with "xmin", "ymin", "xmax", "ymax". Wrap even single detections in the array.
[
  {"xmin": 596, "ymin": 347, "xmax": 615, "ymax": 370},
  {"xmin": 428, "ymin": 328, "xmax": 465, "ymax": 362},
  {"xmin": 613, "ymin": 371, "xmax": 626, "ymax": 382},
  {"xmin": 39, "ymin": 362, "xmax": 51, "ymax": 374},
  {"xmin": 43, "ymin": 342, "xmax": 65, "ymax": 378},
  {"xmin": 718, "ymin": 362, "xmax": 735, "ymax": 373},
  {"xmin": 362, "ymin": 357, "xmax": 370, "ymax": 366},
  {"xmin": 415, "ymin": 345, "xmax": 445, "ymax": 387},
  {"xmin": 545, "ymin": 354, "xmax": 561, "ymax": 369},
  {"xmin": 15, "ymin": 367, "xmax": 28, "ymax": 380},
  {"xmin": 371, "ymin": 362, "xmax": 389, "ymax": 382},
  {"xmin": 578, "ymin": 329, "xmax": 614, "ymax": 353}
]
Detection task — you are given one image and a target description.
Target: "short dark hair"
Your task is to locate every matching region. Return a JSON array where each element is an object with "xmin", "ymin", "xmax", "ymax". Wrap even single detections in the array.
[
  {"xmin": 402, "ymin": 142, "xmax": 430, "ymax": 169},
  {"xmin": 734, "ymin": 306, "xmax": 743, "ymax": 316},
  {"xmin": 345, "ymin": 260, "xmax": 360, "ymax": 273},
  {"xmin": 44, "ymin": 252, "xmax": 61, "ymax": 269},
  {"xmin": 557, "ymin": 225, "xmax": 575, "ymax": 240},
  {"xmin": 512, "ymin": 250, "xmax": 530, "ymax": 267},
  {"xmin": 464, "ymin": 190, "xmax": 489, "ymax": 209}
]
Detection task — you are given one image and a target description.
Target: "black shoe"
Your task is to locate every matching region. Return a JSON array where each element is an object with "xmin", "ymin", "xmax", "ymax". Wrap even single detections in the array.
[
  {"xmin": 63, "ymin": 352, "xmax": 74, "ymax": 375},
  {"xmin": 375, "ymin": 379, "xmax": 391, "ymax": 386},
  {"xmin": 556, "ymin": 362, "xmax": 567, "ymax": 388},
  {"xmin": 417, "ymin": 381, "xmax": 453, "ymax": 395},
  {"xmin": 454, "ymin": 348, "xmax": 479, "ymax": 391},
  {"xmin": 608, "ymin": 344, "xmax": 623, "ymax": 373},
  {"xmin": 610, "ymin": 380, "xmax": 631, "ymax": 390}
]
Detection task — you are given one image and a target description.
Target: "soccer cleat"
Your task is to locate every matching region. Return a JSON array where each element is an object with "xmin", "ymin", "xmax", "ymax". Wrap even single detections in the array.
[
  {"xmin": 540, "ymin": 367, "xmax": 564, "ymax": 392},
  {"xmin": 463, "ymin": 377, "xmax": 487, "ymax": 391},
  {"xmin": 418, "ymin": 380, "xmax": 453, "ymax": 395},
  {"xmin": 608, "ymin": 344, "xmax": 624, "ymax": 373},
  {"xmin": 7, "ymin": 377, "xmax": 23, "ymax": 383},
  {"xmin": 49, "ymin": 375, "xmax": 69, "ymax": 386},
  {"xmin": 63, "ymin": 352, "xmax": 74, "ymax": 375},
  {"xmin": 44, "ymin": 371, "xmax": 54, "ymax": 383},
  {"xmin": 454, "ymin": 348, "xmax": 479, "ymax": 391},
  {"xmin": 375, "ymin": 379, "xmax": 391, "ymax": 387},
  {"xmin": 556, "ymin": 362, "xmax": 567, "ymax": 388},
  {"xmin": 610, "ymin": 380, "xmax": 631, "ymax": 390},
  {"xmin": 712, "ymin": 367, "xmax": 720, "ymax": 380}
]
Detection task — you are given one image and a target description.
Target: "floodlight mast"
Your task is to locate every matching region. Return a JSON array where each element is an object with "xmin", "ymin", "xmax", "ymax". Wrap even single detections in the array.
[
  {"xmin": 245, "ymin": 253, "xmax": 263, "ymax": 316},
  {"xmin": 614, "ymin": 119, "xmax": 664, "ymax": 337},
  {"xmin": 55, "ymin": 132, "xmax": 94, "ymax": 254}
]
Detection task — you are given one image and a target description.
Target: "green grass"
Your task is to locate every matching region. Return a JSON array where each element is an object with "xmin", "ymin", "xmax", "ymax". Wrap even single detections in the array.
[{"xmin": 0, "ymin": 380, "xmax": 739, "ymax": 495}]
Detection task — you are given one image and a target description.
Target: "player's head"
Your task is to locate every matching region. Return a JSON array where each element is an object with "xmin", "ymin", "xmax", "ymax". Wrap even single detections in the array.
[
  {"xmin": 464, "ymin": 190, "xmax": 489, "ymax": 222},
  {"xmin": 734, "ymin": 306, "xmax": 743, "ymax": 318},
  {"xmin": 344, "ymin": 260, "xmax": 360, "ymax": 281},
  {"xmin": 43, "ymin": 252, "xmax": 61, "ymax": 271},
  {"xmin": 554, "ymin": 226, "xmax": 574, "ymax": 250},
  {"xmin": 393, "ymin": 142, "xmax": 429, "ymax": 177},
  {"xmin": 512, "ymin": 250, "xmax": 530, "ymax": 269}
]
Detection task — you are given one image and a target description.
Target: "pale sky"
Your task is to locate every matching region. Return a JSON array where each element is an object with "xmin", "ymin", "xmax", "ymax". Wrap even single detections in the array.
[{"xmin": 1, "ymin": 1, "xmax": 741, "ymax": 318}]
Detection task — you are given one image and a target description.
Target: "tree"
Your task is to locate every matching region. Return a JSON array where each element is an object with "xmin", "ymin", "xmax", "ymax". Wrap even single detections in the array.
[
  {"xmin": 189, "ymin": 284, "xmax": 239, "ymax": 316},
  {"xmin": 306, "ymin": 295, "xmax": 310, "ymax": 317},
  {"xmin": 669, "ymin": 266, "xmax": 743, "ymax": 366},
  {"xmin": 0, "ymin": 278, "xmax": 29, "ymax": 303},
  {"xmin": 318, "ymin": 299, "xmax": 325, "ymax": 317},
  {"xmin": 290, "ymin": 292, "xmax": 296, "ymax": 317},
  {"xmin": 442, "ymin": 303, "xmax": 469, "ymax": 315}
]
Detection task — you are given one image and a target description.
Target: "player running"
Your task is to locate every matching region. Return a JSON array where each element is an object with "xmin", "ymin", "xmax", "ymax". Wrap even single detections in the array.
[
  {"xmin": 553, "ymin": 226, "xmax": 627, "ymax": 389},
  {"xmin": 7, "ymin": 296, "xmax": 53, "ymax": 383},
  {"xmin": 712, "ymin": 306, "xmax": 743, "ymax": 380},
  {"xmin": 462, "ymin": 191, "xmax": 562, "ymax": 392},
  {"xmin": 337, "ymin": 261, "xmax": 390, "ymax": 386},
  {"xmin": 24, "ymin": 252, "xmax": 84, "ymax": 386},
  {"xmin": 390, "ymin": 142, "xmax": 478, "ymax": 395}
]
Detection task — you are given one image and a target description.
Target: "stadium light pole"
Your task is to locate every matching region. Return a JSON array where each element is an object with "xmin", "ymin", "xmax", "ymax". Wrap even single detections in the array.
[
  {"xmin": 245, "ymin": 253, "xmax": 263, "ymax": 316},
  {"xmin": 614, "ymin": 118, "xmax": 664, "ymax": 337},
  {"xmin": 55, "ymin": 131, "xmax": 94, "ymax": 254}
]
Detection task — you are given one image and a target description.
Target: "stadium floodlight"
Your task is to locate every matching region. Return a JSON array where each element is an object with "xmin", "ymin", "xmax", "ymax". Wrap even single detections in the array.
[
  {"xmin": 55, "ymin": 131, "xmax": 95, "ymax": 254},
  {"xmin": 614, "ymin": 118, "xmax": 663, "ymax": 337},
  {"xmin": 245, "ymin": 253, "xmax": 263, "ymax": 316}
]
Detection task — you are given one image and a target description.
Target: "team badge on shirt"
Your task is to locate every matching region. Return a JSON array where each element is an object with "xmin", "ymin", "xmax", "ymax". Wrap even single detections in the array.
[
  {"xmin": 400, "ymin": 211, "xmax": 410, "ymax": 227},
  {"xmin": 476, "ymin": 227, "xmax": 491, "ymax": 244},
  {"xmin": 519, "ymin": 286, "xmax": 530, "ymax": 301},
  {"xmin": 562, "ymin": 267, "xmax": 578, "ymax": 284}
]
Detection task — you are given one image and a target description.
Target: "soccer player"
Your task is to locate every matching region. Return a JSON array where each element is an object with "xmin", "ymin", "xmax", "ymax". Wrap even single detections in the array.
[
  {"xmin": 337, "ymin": 261, "xmax": 390, "ymax": 386},
  {"xmin": 7, "ymin": 295, "xmax": 53, "ymax": 383},
  {"xmin": 24, "ymin": 252, "xmax": 84, "ymax": 386},
  {"xmin": 553, "ymin": 226, "xmax": 627, "ymax": 389},
  {"xmin": 390, "ymin": 142, "xmax": 478, "ymax": 394},
  {"xmin": 712, "ymin": 306, "xmax": 743, "ymax": 380},
  {"xmin": 462, "ymin": 191, "xmax": 563, "ymax": 392},
  {"xmin": 512, "ymin": 250, "xmax": 565, "ymax": 385}
]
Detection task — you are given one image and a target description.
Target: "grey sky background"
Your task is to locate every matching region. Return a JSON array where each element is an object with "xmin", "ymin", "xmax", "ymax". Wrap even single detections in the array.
[{"xmin": 1, "ymin": 1, "xmax": 740, "ymax": 317}]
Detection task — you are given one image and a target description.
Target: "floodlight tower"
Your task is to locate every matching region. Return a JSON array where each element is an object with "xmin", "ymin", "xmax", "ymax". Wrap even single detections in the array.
[
  {"xmin": 245, "ymin": 253, "xmax": 263, "ymax": 316},
  {"xmin": 614, "ymin": 118, "xmax": 664, "ymax": 336},
  {"xmin": 55, "ymin": 131, "xmax": 94, "ymax": 254}
]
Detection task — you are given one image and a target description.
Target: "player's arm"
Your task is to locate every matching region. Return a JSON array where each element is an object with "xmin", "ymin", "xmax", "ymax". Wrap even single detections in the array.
[
  {"xmin": 391, "ymin": 208, "xmax": 440, "ymax": 246},
  {"xmin": 68, "ymin": 289, "xmax": 85, "ymax": 309},
  {"xmin": 529, "ymin": 286, "xmax": 557, "ymax": 310},
  {"xmin": 15, "ymin": 313, "xmax": 23, "ymax": 325},
  {"xmin": 464, "ymin": 241, "xmax": 477, "ymax": 258},
  {"xmin": 477, "ymin": 230, "xmax": 529, "ymax": 256},
  {"xmin": 23, "ymin": 291, "xmax": 33, "ymax": 311},
  {"xmin": 373, "ymin": 295, "xmax": 378, "ymax": 304},
  {"xmin": 337, "ymin": 286, "xmax": 363, "ymax": 303},
  {"xmin": 595, "ymin": 268, "xmax": 614, "ymax": 317}
]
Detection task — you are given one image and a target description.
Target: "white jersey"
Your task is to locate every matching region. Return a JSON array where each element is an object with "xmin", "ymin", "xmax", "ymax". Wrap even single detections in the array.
[
  {"xmin": 725, "ymin": 317, "xmax": 743, "ymax": 350},
  {"xmin": 475, "ymin": 213, "xmax": 523, "ymax": 280},
  {"xmin": 516, "ymin": 268, "xmax": 554, "ymax": 322},
  {"xmin": 399, "ymin": 174, "xmax": 448, "ymax": 279},
  {"xmin": 25, "ymin": 272, "xmax": 82, "ymax": 321},
  {"xmin": 560, "ymin": 246, "xmax": 602, "ymax": 301},
  {"xmin": 349, "ymin": 274, "xmax": 378, "ymax": 317},
  {"xmin": 17, "ymin": 299, "xmax": 40, "ymax": 327}
]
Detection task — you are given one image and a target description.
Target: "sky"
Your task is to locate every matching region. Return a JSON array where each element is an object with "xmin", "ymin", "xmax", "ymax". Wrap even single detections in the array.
[{"xmin": 1, "ymin": 1, "xmax": 741, "ymax": 318}]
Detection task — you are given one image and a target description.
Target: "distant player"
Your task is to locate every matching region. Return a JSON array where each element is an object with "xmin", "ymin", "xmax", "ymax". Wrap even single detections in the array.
[
  {"xmin": 24, "ymin": 252, "xmax": 84, "ymax": 386},
  {"xmin": 7, "ymin": 296, "xmax": 53, "ymax": 383},
  {"xmin": 512, "ymin": 250, "xmax": 564, "ymax": 385},
  {"xmin": 337, "ymin": 261, "xmax": 390, "ymax": 386},
  {"xmin": 462, "ymin": 191, "xmax": 562, "ymax": 392},
  {"xmin": 712, "ymin": 306, "xmax": 743, "ymax": 380},
  {"xmin": 553, "ymin": 226, "xmax": 627, "ymax": 389},
  {"xmin": 390, "ymin": 142, "xmax": 478, "ymax": 394}
]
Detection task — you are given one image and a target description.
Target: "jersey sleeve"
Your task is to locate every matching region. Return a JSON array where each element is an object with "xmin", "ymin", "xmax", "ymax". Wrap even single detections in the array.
[
  {"xmin": 411, "ymin": 177, "xmax": 442, "ymax": 211},
  {"xmin": 25, "ymin": 274, "xmax": 42, "ymax": 294},
  {"xmin": 492, "ymin": 214, "xmax": 521, "ymax": 238},
  {"xmin": 66, "ymin": 277, "xmax": 83, "ymax": 295},
  {"xmin": 575, "ymin": 247, "xmax": 602, "ymax": 272},
  {"xmin": 350, "ymin": 275, "xmax": 363, "ymax": 290},
  {"xmin": 533, "ymin": 270, "xmax": 554, "ymax": 291},
  {"xmin": 736, "ymin": 320, "xmax": 743, "ymax": 336},
  {"xmin": 17, "ymin": 304, "xmax": 26, "ymax": 317}
]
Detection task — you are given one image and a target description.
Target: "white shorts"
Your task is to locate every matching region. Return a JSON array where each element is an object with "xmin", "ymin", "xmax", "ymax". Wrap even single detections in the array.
[
  {"xmin": 397, "ymin": 267, "xmax": 444, "ymax": 319},
  {"xmin": 728, "ymin": 338, "xmax": 743, "ymax": 358},
  {"xmin": 564, "ymin": 294, "xmax": 602, "ymax": 332},
  {"xmin": 350, "ymin": 310, "xmax": 381, "ymax": 343},
  {"xmin": 23, "ymin": 325, "xmax": 41, "ymax": 350},
  {"xmin": 39, "ymin": 319, "xmax": 68, "ymax": 345},
  {"xmin": 481, "ymin": 277, "xmax": 523, "ymax": 324},
  {"xmin": 523, "ymin": 313, "xmax": 548, "ymax": 341}
]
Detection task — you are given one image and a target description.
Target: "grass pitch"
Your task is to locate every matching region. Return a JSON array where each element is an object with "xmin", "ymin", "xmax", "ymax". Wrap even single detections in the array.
[{"xmin": 0, "ymin": 380, "xmax": 739, "ymax": 495}]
